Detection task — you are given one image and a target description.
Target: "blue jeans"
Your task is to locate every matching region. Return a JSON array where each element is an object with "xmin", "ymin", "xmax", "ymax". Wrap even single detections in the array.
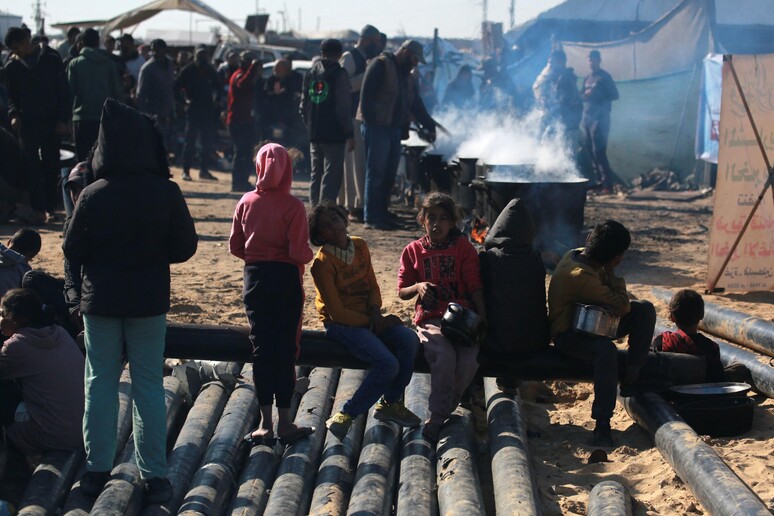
[
  {"xmin": 83, "ymin": 314, "xmax": 168, "ymax": 479},
  {"xmin": 326, "ymin": 323, "xmax": 419, "ymax": 416},
  {"xmin": 361, "ymin": 123, "xmax": 402, "ymax": 225}
]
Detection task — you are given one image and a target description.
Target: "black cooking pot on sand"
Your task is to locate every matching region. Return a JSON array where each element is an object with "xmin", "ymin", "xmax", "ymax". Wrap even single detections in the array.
[
  {"xmin": 441, "ymin": 303, "xmax": 485, "ymax": 347},
  {"xmin": 667, "ymin": 383, "xmax": 755, "ymax": 437}
]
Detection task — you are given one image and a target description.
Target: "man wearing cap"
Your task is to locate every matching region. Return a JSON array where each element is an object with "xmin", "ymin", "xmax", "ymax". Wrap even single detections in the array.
[
  {"xmin": 338, "ymin": 24, "xmax": 382, "ymax": 222},
  {"xmin": 357, "ymin": 39, "xmax": 436, "ymax": 230},
  {"xmin": 301, "ymin": 38, "xmax": 354, "ymax": 206},
  {"xmin": 581, "ymin": 50, "xmax": 619, "ymax": 191},
  {"xmin": 174, "ymin": 47, "xmax": 220, "ymax": 182},
  {"xmin": 137, "ymin": 39, "xmax": 175, "ymax": 153}
]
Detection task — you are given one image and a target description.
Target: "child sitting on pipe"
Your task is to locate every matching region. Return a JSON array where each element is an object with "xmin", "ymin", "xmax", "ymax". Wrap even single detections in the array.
[
  {"xmin": 308, "ymin": 202, "xmax": 421, "ymax": 441},
  {"xmin": 547, "ymin": 220, "xmax": 655, "ymax": 447},
  {"xmin": 652, "ymin": 289, "xmax": 750, "ymax": 383},
  {"xmin": 398, "ymin": 192, "xmax": 487, "ymax": 442},
  {"xmin": 0, "ymin": 288, "xmax": 85, "ymax": 458}
]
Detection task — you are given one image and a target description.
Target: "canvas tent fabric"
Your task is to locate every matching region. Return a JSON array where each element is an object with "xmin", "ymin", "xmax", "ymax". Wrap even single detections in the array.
[
  {"xmin": 561, "ymin": 0, "xmax": 713, "ymax": 81},
  {"xmin": 100, "ymin": 0, "xmax": 255, "ymax": 44},
  {"xmin": 554, "ymin": 0, "xmax": 712, "ymax": 183}
]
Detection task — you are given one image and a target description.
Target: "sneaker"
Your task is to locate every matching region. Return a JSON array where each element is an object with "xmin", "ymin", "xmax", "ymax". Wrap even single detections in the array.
[
  {"xmin": 144, "ymin": 477, "xmax": 172, "ymax": 505},
  {"xmin": 80, "ymin": 470, "xmax": 110, "ymax": 497},
  {"xmin": 199, "ymin": 170, "xmax": 218, "ymax": 181},
  {"xmin": 181, "ymin": 172, "xmax": 193, "ymax": 182},
  {"xmin": 373, "ymin": 398, "xmax": 421, "ymax": 427},
  {"xmin": 592, "ymin": 422, "xmax": 614, "ymax": 448},
  {"xmin": 326, "ymin": 411, "xmax": 353, "ymax": 441}
]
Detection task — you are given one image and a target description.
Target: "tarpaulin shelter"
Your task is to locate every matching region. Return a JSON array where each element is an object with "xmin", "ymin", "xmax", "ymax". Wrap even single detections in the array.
[{"xmin": 505, "ymin": 0, "xmax": 774, "ymax": 184}]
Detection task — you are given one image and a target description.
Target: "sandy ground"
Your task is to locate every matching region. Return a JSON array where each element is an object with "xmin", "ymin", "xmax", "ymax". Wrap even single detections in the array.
[{"xmin": 2, "ymin": 167, "xmax": 772, "ymax": 515}]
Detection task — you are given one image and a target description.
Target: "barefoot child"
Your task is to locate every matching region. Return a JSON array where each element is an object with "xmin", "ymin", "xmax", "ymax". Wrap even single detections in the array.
[
  {"xmin": 308, "ymin": 202, "xmax": 421, "ymax": 441},
  {"xmin": 398, "ymin": 192, "xmax": 487, "ymax": 441},
  {"xmin": 230, "ymin": 143, "xmax": 316, "ymax": 446}
]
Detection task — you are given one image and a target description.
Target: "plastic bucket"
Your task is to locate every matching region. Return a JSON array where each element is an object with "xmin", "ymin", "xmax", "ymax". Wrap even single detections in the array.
[{"xmin": 677, "ymin": 396, "xmax": 755, "ymax": 437}]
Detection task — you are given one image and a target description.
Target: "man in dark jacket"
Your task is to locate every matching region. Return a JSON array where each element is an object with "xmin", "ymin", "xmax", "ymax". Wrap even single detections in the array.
[
  {"xmin": 137, "ymin": 39, "xmax": 175, "ymax": 151},
  {"xmin": 301, "ymin": 39, "xmax": 354, "ymax": 206},
  {"xmin": 62, "ymin": 98, "xmax": 197, "ymax": 503},
  {"xmin": 67, "ymin": 28, "xmax": 122, "ymax": 160},
  {"xmin": 174, "ymin": 47, "xmax": 220, "ymax": 182},
  {"xmin": 357, "ymin": 39, "xmax": 436, "ymax": 230},
  {"xmin": 581, "ymin": 50, "xmax": 619, "ymax": 191},
  {"xmin": 4, "ymin": 26, "xmax": 71, "ymax": 224},
  {"xmin": 533, "ymin": 49, "xmax": 582, "ymax": 139}
]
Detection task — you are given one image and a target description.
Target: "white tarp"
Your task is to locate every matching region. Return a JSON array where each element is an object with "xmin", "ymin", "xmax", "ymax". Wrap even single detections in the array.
[{"xmin": 706, "ymin": 54, "xmax": 774, "ymax": 292}]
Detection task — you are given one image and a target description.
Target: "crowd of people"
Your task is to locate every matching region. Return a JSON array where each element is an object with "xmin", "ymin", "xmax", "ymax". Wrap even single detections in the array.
[{"xmin": 0, "ymin": 20, "xmax": 751, "ymax": 509}]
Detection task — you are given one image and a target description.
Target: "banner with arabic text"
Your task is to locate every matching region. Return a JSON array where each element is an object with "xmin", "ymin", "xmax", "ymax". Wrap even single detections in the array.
[{"xmin": 706, "ymin": 54, "xmax": 774, "ymax": 292}]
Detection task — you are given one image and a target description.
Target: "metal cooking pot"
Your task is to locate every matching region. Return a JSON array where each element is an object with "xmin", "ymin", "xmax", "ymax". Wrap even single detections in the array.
[
  {"xmin": 422, "ymin": 153, "xmax": 451, "ymax": 193},
  {"xmin": 573, "ymin": 304, "xmax": 620, "ymax": 338},
  {"xmin": 441, "ymin": 302, "xmax": 485, "ymax": 347},
  {"xmin": 668, "ymin": 382, "xmax": 751, "ymax": 402}
]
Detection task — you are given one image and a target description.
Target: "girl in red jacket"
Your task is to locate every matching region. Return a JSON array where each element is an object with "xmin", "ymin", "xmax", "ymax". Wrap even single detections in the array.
[
  {"xmin": 230, "ymin": 143, "xmax": 315, "ymax": 446},
  {"xmin": 398, "ymin": 192, "xmax": 487, "ymax": 441}
]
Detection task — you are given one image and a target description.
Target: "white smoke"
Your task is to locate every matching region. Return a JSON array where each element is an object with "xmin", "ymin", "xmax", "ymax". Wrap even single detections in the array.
[{"xmin": 430, "ymin": 107, "xmax": 583, "ymax": 182}]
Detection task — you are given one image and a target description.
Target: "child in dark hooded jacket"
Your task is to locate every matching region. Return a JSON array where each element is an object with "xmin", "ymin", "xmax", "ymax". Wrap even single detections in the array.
[
  {"xmin": 230, "ymin": 143, "xmax": 316, "ymax": 446},
  {"xmin": 480, "ymin": 198, "xmax": 549, "ymax": 360},
  {"xmin": 0, "ymin": 288, "xmax": 84, "ymax": 457}
]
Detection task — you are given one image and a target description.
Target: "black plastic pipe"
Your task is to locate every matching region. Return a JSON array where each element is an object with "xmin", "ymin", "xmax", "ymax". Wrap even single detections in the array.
[
  {"xmin": 346, "ymin": 409, "xmax": 403, "ymax": 514},
  {"xmin": 436, "ymin": 407, "xmax": 485, "ymax": 516},
  {"xmin": 263, "ymin": 367, "xmax": 339, "ymax": 515},
  {"xmin": 17, "ymin": 449, "xmax": 84, "ymax": 515},
  {"xmin": 153, "ymin": 380, "xmax": 231, "ymax": 514},
  {"xmin": 226, "ymin": 436, "xmax": 282, "ymax": 516},
  {"xmin": 484, "ymin": 378, "xmax": 540, "ymax": 516},
  {"xmin": 308, "ymin": 369, "xmax": 368, "ymax": 516},
  {"xmin": 653, "ymin": 287, "xmax": 774, "ymax": 357},
  {"xmin": 587, "ymin": 481, "xmax": 632, "ymax": 516},
  {"xmin": 178, "ymin": 366, "xmax": 259, "ymax": 514},
  {"xmin": 654, "ymin": 321, "xmax": 774, "ymax": 398},
  {"xmin": 90, "ymin": 376, "xmax": 186, "ymax": 515},
  {"xmin": 396, "ymin": 373, "xmax": 437, "ymax": 516},
  {"xmin": 622, "ymin": 392, "xmax": 770, "ymax": 515},
  {"xmin": 164, "ymin": 322, "xmax": 706, "ymax": 384}
]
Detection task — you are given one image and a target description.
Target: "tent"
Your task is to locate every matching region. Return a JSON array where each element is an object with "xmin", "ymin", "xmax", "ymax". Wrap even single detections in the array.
[
  {"xmin": 504, "ymin": 0, "xmax": 774, "ymax": 183},
  {"xmin": 54, "ymin": 0, "xmax": 255, "ymax": 44}
]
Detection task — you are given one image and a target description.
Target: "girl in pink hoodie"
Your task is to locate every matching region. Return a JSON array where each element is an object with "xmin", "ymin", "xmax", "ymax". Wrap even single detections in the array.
[{"xmin": 229, "ymin": 143, "xmax": 315, "ymax": 446}]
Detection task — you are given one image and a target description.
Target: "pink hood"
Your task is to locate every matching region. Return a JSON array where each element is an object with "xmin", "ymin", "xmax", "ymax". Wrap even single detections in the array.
[{"xmin": 255, "ymin": 143, "xmax": 293, "ymax": 193}]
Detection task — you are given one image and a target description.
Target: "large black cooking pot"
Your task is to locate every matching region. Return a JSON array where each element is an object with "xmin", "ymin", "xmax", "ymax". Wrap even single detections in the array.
[
  {"xmin": 472, "ymin": 163, "xmax": 590, "ymax": 253},
  {"xmin": 421, "ymin": 153, "xmax": 451, "ymax": 193},
  {"xmin": 402, "ymin": 144, "xmax": 428, "ymax": 188}
]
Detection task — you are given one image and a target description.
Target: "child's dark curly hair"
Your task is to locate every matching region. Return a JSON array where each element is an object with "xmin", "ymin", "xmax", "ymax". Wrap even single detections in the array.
[
  {"xmin": 1, "ymin": 288, "xmax": 53, "ymax": 329},
  {"xmin": 308, "ymin": 201, "xmax": 348, "ymax": 247},
  {"xmin": 668, "ymin": 289, "xmax": 704, "ymax": 327}
]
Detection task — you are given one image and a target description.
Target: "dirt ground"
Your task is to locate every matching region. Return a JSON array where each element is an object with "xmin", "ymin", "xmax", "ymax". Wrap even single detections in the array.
[{"xmin": 3, "ymin": 167, "xmax": 772, "ymax": 515}]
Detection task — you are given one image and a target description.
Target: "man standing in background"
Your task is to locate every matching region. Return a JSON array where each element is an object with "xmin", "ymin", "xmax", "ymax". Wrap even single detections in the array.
[
  {"xmin": 5, "ymin": 27, "xmax": 70, "ymax": 225},
  {"xmin": 137, "ymin": 39, "xmax": 175, "ymax": 156},
  {"xmin": 358, "ymin": 39, "xmax": 436, "ymax": 230},
  {"xmin": 174, "ymin": 46, "xmax": 220, "ymax": 182},
  {"xmin": 581, "ymin": 50, "xmax": 619, "ymax": 192},
  {"xmin": 338, "ymin": 24, "xmax": 381, "ymax": 222},
  {"xmin": 301, "ymin": 38, "xmax": 353, "ymax": 206},
  {"xmin": 227, "ymin": 51, "xmax": 259, "ymax": 192},
  {"xmin": 57, "ymin": 26, "xmax": 80, "ymax": 60},
  {"xmin": 67, "ymin": 28, "xmax": 122, "ymax": 160}
]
